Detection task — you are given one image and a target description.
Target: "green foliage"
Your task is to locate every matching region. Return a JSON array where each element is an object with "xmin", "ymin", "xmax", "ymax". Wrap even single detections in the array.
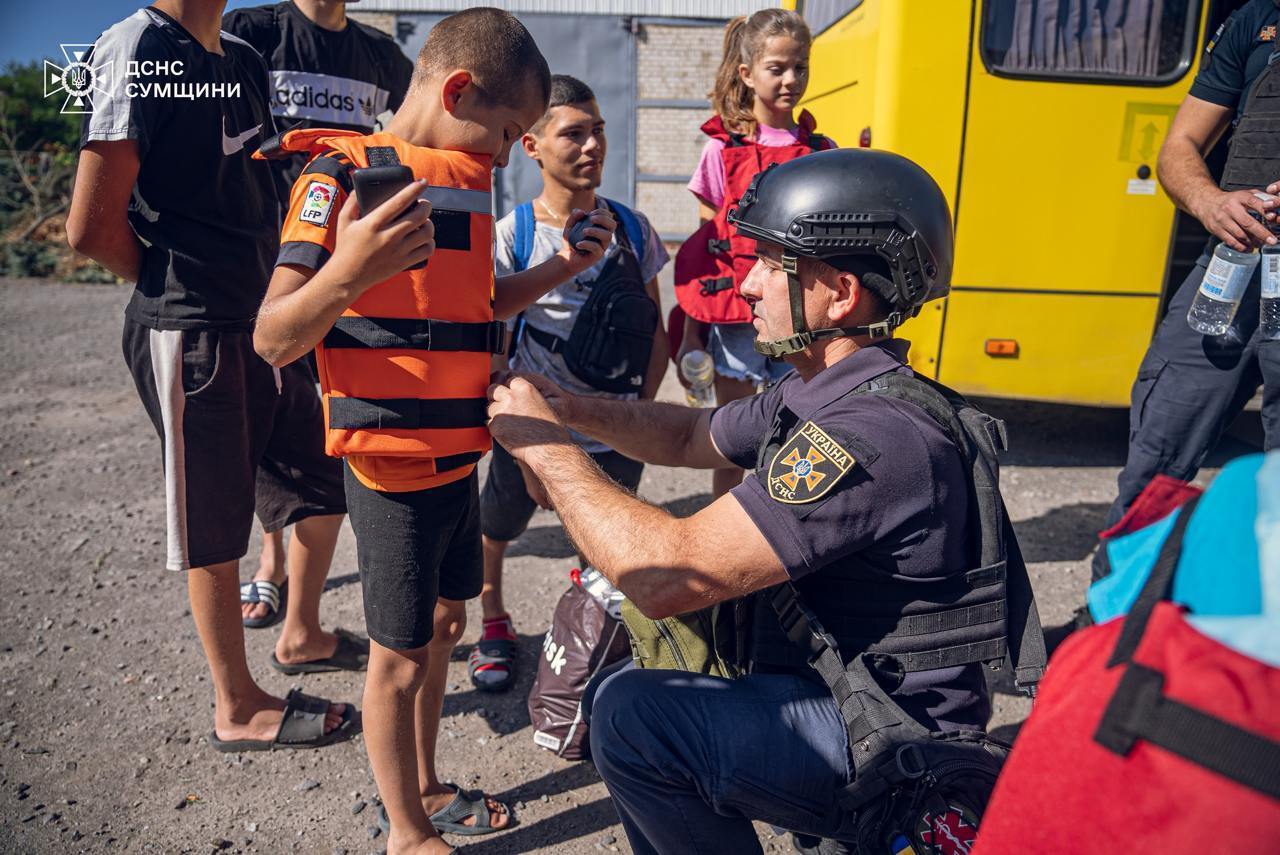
[
  {"xmin": 2, "ymin": 240, "xmax": 59, "ymax": 278},
  {"xmin": 0, "ymin": 61, "xmax": 81, "ymax": 153}
]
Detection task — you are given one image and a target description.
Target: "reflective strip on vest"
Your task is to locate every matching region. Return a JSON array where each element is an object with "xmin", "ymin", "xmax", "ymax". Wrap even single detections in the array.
[{"xmin": 417, "ymin": 185, "xmax": 491, "ymax": 215}]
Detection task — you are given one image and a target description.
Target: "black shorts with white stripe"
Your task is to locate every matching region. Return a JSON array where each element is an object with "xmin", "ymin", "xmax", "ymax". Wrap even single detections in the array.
[{"xmin": 123, "ymin": 318, "xmax": 346, "ymax": 571}]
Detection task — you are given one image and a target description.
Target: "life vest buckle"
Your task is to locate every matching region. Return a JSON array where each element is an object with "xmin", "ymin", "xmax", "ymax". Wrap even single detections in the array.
[
  {"xmin": 699, "ymin": 277, "xmax": 734, "ymax": 297},
  {"xmin": 707, "ymin": 238, "xmax": 731, "ymax": 256}
]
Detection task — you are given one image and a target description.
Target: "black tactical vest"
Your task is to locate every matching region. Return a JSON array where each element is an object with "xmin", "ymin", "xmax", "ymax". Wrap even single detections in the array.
[
  {"xmin": 1221, "ymin": 38, "xmax": 1280, "ymax": 192},
  {"xmin": 746, "ymin": 371, "xmax": 1020, "ymax": 679},
  {"xmin": 740, "ymin": 369, "xmax": 1046, "ymax": 842}
]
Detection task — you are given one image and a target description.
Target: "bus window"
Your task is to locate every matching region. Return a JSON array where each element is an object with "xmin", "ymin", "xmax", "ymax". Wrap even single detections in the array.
[
  {"xmin": 981, "ymin": 0, "xmax": 1201, "ymax": 84},
  {"xmin": 802, "ymin": 0, "xmax": 865, "ymax": 36}
]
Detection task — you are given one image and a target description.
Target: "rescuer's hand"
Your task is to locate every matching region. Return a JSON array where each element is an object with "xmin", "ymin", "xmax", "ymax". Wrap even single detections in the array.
[
  {"xmin": 1192, "ymin": 187, "xmax": 1277, "ymax": 251},
  {"xmin": 489, "ymin": 370, "xmax": 578, "ymax": 425},
  {"xmin": 328, "ymin": 180, "xmax": 436, "ymax": 293},
  {"xmin": 486, "ymin": 374, "xmax": 575, "ymax": 463},
  {"xmin": 560, "ymin": 207, "xmax": 617, "ymax": 274}
]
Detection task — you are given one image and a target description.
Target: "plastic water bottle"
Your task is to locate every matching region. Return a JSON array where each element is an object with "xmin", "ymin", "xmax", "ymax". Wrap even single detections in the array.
[
  {"xmin": 680, "ymin": 349, "xmax": 716, "ymax": 407},
  {"xmin": 1188, "ymin": 243, "xmax": 1259, "ymax": 336},
  {"xmin": 579, "ymin": 566, "xmax": 624, "ymax": 620},
  {"xmin": 1263, "ymin": 242, "xmax": 1280, "ymax": 340}
]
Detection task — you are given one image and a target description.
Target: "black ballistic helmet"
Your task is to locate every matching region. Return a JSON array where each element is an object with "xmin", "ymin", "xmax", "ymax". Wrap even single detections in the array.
[{"xmin": 728, "ymin": 148, "xmax": 953, "ymax": 358}]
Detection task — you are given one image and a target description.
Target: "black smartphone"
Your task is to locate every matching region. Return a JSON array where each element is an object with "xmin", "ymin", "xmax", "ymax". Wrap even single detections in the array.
[{"xmin": 351, "ymin": 165, "xmax": 426, "ymax": 270}]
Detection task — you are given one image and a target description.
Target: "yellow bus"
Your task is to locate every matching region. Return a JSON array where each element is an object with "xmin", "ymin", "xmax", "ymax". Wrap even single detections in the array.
[{"xmin": 794, "ymin": 0, "xmax": 1237, "ymax": 406}]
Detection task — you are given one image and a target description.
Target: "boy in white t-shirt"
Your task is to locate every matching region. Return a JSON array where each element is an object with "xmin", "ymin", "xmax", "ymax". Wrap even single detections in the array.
[{"xmin": 468, "ymin": 75, "xmax": 670, "ymax": 692}]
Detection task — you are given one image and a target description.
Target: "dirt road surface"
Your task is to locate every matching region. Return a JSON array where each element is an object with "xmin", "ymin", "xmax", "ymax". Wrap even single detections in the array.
[{"xmin": 0, "ymin": 279, "xmax": 1262, "ymax": 854}]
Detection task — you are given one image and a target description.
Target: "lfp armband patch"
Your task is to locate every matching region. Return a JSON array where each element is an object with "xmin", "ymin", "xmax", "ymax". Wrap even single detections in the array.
[
  {"xmin": 766, "ymin": 421, "xmax": 855, "ymax": 504},
  {"xmin": 299, "ymin": 180, "xmax": 336, "ymax": 227}
]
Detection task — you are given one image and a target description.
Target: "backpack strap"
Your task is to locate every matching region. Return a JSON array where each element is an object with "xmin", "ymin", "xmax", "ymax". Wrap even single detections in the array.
[
  {"xmin": 1105, "ymin": 494, "xmax": 1201, "ymax": 667},
  {"xmin": 512, "ymin": 201, "xmax": 536, "ymax": 273},
  {"xmin": 600, "ymin": 197, "xmax": 646, "ymax": 269}
]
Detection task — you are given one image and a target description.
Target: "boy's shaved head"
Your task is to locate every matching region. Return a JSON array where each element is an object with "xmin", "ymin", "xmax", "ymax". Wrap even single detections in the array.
[{"xmin": 412, "ymin": 7, "xmax": 550, "ymax": 109}]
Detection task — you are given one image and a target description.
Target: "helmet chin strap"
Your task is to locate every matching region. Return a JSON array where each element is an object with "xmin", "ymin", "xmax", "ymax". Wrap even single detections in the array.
[{"xmin": 752, "ymin": 250, "xmax": 905, "ymax": 359}]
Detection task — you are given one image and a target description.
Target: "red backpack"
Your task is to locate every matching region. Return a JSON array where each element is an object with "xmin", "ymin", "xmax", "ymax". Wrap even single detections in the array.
[{"xmin": 972, "ymin": 495, "xmax": 1280, "ymax": 854}]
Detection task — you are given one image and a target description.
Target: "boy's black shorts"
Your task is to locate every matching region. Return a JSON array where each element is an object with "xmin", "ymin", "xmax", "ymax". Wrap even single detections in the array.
[
  {"xmin": 123, "ymin": 319, "xmax": 346, "ymax": 571},
  {"xmin": 344, "ymin": 464, "xmax": 483, "ymax": 650}
]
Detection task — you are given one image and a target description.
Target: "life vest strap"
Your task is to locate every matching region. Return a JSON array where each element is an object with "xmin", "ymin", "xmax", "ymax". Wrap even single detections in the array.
[
  {"xmin": 707, "ymin": 238, "xmax": 731, "ymax": 255},
  {"xmin": 328, "ymin": 396, "xmax": 489, "ymax": 430},
  {"xmin": 325, "ymin": 317, "xmax": 506, "ymax": 354}
]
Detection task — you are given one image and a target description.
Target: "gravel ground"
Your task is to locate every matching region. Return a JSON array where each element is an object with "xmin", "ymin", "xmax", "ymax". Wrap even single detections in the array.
[{"xmin": 0, "ymin": 278, "xmax": 1263, "ymax": 854}]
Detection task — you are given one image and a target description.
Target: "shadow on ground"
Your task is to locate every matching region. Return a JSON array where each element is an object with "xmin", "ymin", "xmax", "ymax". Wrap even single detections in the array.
[
  {"xmin": 1014, "ymin": 501, "xmax": 1111, "ymax": 563},
  {"xmin": 976, "ymin": 397, "xmax": 1262, "ymax": 469}
]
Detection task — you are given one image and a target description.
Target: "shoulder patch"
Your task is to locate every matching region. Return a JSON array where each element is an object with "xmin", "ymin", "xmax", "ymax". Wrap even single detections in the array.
[
  {"xmin": 298, "ymin": 180, "xmax": 335, "ymax": 227},
  {"xmin": 766, "ymin": 421, "xmax": 856, "ymax": 504}
]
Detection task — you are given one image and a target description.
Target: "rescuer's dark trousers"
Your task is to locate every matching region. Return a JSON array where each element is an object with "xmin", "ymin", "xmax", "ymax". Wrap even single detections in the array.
[{"xmin": 1094, "ymin": 252, "xmax": 1280, "ymax": 582}]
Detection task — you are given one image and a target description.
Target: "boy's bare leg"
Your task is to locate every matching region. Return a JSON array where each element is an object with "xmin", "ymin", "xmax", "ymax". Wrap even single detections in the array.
[
  {"xmin": 419, "ymin": 598, "xmax": 510, "ymax": 828},
  {"xmin": 478, "ymin": 536, "xmax": 508, "ymax": 620},
  {"xmin": 275, "ymin": 513, "xmax": 345, "ymax": 664},
  {"xmin": 189, "ymin": 560, "xmax": 345, "ymax": 740},
  {"xmin": 364, "ymin": 639, "xmax": 452, "ymax": 855},
  {"xmin": 242, "ymin": 526, "xmax": 287, "ymax": 622}
]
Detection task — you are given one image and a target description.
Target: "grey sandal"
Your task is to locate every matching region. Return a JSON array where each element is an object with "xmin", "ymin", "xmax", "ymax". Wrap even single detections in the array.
[
  {"xmin": 376, "ymin": 783, "xmax": 514, "ymax": 837},
  {"xmin": 208, "ymin": 688, "xmax": 357, "ymax": 752}
]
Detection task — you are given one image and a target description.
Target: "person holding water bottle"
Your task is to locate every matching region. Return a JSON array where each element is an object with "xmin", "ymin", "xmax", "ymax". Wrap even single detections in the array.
[{"xmin": 1095, "ymin": 0, "xmax": 1280, "ymax": 588}]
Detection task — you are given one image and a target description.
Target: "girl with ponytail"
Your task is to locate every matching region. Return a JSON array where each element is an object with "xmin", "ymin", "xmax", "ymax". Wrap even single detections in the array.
[{"xmin": 677, "ymin": 8, "xmax": 836, "ymax": 498}]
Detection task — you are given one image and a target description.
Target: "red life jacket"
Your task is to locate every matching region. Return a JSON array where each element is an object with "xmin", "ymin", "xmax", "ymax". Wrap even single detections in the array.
[
  {"xmin": 673, "ymin": 111, "xmax": 827, "ymax": 326},
  {"xmin": 972, "ymin": 494, "xmax": 1280, "ymax": 854}
]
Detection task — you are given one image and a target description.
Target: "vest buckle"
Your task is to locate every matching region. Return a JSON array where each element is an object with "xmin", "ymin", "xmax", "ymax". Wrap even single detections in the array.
[{"xmin": 408, "ymin": 323, "xmax": 432, "ymax": 350}]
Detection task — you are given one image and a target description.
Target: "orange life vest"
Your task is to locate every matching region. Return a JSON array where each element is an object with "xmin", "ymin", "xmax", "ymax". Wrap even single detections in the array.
[{"xmin": 259, "ymin": 128, "xmax": 503, "ymax": 479}]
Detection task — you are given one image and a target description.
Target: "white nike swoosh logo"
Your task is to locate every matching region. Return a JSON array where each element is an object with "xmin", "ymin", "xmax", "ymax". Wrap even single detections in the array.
[{"xmin": 222, "ymin": 117, "xmax": 262, "ymax": 156}]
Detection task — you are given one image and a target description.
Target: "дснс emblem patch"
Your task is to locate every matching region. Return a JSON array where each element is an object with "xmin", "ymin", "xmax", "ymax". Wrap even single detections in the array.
[{"xmin": 767, "ymin": 421, "xmax": 855, "ymax": 503}]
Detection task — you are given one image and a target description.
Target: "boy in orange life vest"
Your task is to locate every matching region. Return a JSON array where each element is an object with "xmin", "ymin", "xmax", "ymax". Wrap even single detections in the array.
[{"xmin": 252, "ymin": 9, "xmax": 616, "ymax": 852}]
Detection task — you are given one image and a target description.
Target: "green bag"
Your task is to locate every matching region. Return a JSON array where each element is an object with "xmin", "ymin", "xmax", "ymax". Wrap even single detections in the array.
[{"xmin": 619, "ymin": 598, "xmax": 742, "ymax": 679}]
